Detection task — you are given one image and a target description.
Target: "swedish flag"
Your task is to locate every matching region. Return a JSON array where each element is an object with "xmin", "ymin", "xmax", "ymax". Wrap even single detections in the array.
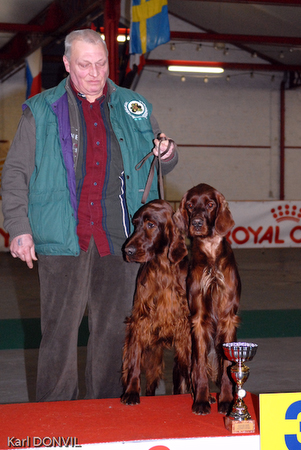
[{"xmin": 130, "ymin": 0, "xmax": 170, "ymax": 54}]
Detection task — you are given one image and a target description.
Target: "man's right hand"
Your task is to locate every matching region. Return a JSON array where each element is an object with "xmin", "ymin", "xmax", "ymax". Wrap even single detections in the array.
[{"xmin": 10, "ymin": 234, "xmax": 37, "ymax": 269}]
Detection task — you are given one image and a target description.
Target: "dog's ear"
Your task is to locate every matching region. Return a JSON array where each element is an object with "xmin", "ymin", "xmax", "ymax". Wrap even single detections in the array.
[
  {"xmin": 215, "ymin": 191, "xmax": 235, "ymax": 236},
  {"xmin": 167, "ymin": 217, "xmax": 188, "ymax": 264},
  {"xmin": 173, "ymin": 193, "xmax": 189, "ymax": 234}
]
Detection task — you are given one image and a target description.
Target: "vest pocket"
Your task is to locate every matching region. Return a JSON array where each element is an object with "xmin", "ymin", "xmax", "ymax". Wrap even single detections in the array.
[{"xmin": 28, "ymin": 190, "xmax": 76, "ymax": 252}]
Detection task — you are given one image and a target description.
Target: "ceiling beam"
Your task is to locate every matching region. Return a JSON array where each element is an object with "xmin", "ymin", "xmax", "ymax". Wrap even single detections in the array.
[
  {"xmin": 0, "ymin": 23, "xmax": 48, "ymax": 33},
  {"xmin": 180, "ymin": 0, "xmax": 301, "ymax": 5},
  {"xmin": 96, "ymin": 28, "xmax": 301, "ymax": 48},
  {"xmin": 1, "ymin": 25, "xmax": 300, "ymax": 49},
  {"xmin": 0, "ymin": 0, "xmax": 104, "ymax": 82},
  {"xmin": 170, "ymin": 31, "xmax": 301, "ymax": 47}
]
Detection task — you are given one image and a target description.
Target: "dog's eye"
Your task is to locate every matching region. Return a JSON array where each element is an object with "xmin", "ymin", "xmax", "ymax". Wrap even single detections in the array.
[
  {"xmin": 186, "ymin": 202, "xmax": 193, "ymax": 211},
  {"xmin": 207, "ymin": 201, "xmax": 215, "ymax": 209},
  {"xmin": 146, "ymin": 221, "xmax": 155, "ymax": 229}
]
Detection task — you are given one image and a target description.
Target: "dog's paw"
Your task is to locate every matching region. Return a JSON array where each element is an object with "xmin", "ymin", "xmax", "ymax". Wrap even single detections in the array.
[
  {"xmin": 192, "ymin": 400, "xmax": 211, "ymax": 415},
  {"xmin": 218, "ymin": 400, "xmax": 232, "ymax": 415},
  {"xmin": 120, "ymin": 392, "xmax": 140, "ymax": 405}
]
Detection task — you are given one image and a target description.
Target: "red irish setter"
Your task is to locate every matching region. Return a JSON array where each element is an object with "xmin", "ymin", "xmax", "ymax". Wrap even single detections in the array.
[
  {"xmin": 174, "ymin": 183, "xmax": 241, "ymax": 415},
  {"xmin": 121, "ymin": 200, "xmax": 191, "ymax": 405}
]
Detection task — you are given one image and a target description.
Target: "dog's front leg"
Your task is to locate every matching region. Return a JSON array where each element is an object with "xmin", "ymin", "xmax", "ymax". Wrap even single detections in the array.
[
  {"xmin": 190, "ymin": 326, "xmax": 212, "ymax": 415},
  {"xmin": 173, "ymin": 323, "xmax": 192, "ymax": 394},
  {"xmin": 143, "ymin": 345, "xmax": 164, "ymax": 396},
  {"xmin": 218, "ymin": 358, "xmax": 235, "ymax": 415},
  {"xmin": 218, "ymin": 325, "xmax": 238, "ymax": 415},
  {"xmin": 121, "ymin": 323, "xmax": 142, "ymax": 405}
]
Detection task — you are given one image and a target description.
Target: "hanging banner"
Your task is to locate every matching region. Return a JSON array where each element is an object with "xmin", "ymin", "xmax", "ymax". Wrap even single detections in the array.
[
  {"xmin": 228, "ymin": 201, "xmax": 301, "ymax": 248},
  {"xmin": 1, "ymin": 200, "xmax": 301, "ymax": 251}
]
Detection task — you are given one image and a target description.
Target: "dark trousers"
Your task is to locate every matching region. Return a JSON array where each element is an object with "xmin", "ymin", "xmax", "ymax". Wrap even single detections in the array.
[{"xmin": 36, "ymin": 238, "xmax": 138, "ymax": 402}]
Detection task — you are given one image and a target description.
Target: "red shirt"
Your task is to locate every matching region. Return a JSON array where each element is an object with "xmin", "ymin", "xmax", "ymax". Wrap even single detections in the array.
[{"xmin": 76, "ymin": 84, "xmax": 111, "ymax": 255}]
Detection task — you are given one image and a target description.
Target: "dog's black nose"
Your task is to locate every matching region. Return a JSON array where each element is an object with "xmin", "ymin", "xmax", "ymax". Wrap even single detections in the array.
[
  {"xmin": 192, "ymin": 218, "xmax": 203, "ymax": 229},
  {"xmin": 125, "ymin": 245, "xmax": 136, "ymax": 256}
]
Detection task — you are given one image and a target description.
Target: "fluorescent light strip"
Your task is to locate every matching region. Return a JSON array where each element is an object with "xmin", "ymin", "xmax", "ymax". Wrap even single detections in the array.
[
  {"xmin": 168, "ymin": 65, "xmax": 224, "ymax": 74},
  {"xmin": 101, "ymin": 34, "xmax": 130, "ymax": 43},
  {"xmin": 117, "ymin": 35, "xmax": 130, "ymax": 42}
]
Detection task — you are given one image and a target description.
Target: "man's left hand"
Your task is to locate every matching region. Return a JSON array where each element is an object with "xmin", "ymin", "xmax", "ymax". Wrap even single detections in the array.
[{"xmin": 153, "ymin": 133, "xmax": 175, "ymax": 160}]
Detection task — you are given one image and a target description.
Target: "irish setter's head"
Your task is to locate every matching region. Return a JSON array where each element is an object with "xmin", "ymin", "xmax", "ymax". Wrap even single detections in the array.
[
  {"xmin": 174, "ymin": 183, "xmax": 234, "ymax": 238},
  {"xmin": 123, "ymin": 200, "xmax": 188, "ymax": 264}
]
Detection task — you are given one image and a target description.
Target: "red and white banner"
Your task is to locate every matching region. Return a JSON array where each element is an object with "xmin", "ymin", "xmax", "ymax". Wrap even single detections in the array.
[
  {"xmin": 1, "ymin": 200, "xmax": 301, "ymax": 252},
  {"xmin": 228, "ymin": 201, "xmax": 301, "ymax": 248}
]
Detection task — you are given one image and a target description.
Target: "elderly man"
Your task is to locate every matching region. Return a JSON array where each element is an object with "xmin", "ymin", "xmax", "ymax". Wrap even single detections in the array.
[{"xmin": 2, "ymin": 29, "xmax": 177, "ymax": 402}]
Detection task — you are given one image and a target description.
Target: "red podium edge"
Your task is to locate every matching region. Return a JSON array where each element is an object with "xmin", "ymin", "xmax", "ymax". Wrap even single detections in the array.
[{"xmin": 0, "ymin": 392, "xmax": 259, "ymax": 448}]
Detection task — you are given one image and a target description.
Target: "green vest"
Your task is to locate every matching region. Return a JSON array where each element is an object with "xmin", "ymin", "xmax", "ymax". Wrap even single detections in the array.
[
  {"xmin": 107, "ymin": 80, "xmax": 158, "ymax": 223},
  {"xmin": 25, "ymin": 79, "xmax": 158, "ymax": 255}
]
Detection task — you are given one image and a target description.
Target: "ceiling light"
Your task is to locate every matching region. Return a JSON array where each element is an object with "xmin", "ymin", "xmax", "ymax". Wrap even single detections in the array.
[
  {"xmin": 214, "ymin": 42, "xmax": 225, "ymax": 50},
  {"xmin": 117, "ymin": 35, "xmax": 130, "ymax": 43},
  {"xmin": 168, "ymin": 65, "xmax": 224, "ymax": 74},
  {"xmin": 99, "ymin": 34, "xmax": 129, "ymax": 43}
]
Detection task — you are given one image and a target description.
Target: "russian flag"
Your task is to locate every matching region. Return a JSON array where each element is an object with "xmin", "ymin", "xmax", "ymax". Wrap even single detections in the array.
[
  {"xmin": 25, "ymin": 48, "xmax": 42, "ymax": 99},
  {"xmin": 130, "ymin": 0, "xmax": 170, "ymax": 55}
]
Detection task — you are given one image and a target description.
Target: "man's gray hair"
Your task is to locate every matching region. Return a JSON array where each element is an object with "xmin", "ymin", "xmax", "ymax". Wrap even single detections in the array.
[{"xmin": 64, "ymin": 29, "xmax": 108, "ymax": 60}]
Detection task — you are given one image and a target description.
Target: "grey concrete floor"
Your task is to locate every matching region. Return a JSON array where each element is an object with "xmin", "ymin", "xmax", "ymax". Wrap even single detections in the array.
[{"xmin": 1, "ymin": 248, "xmax": 301, "ymax": 404}]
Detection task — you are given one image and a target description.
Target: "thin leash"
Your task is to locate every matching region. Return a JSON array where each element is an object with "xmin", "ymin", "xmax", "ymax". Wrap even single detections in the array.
[{"xmin": 135, "ymin": 136, "xmax": 175, "ymax": 204}]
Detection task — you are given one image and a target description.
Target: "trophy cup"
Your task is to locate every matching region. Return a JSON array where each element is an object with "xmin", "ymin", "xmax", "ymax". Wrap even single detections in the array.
[{"xmin": 223, "ymin": 342, "xmax": 258, "ymax": 433}]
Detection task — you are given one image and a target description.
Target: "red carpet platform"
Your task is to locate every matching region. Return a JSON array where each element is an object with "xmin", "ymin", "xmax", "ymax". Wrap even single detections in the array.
[{"xmin": 0, "ymin": 393, "xmax": 260, "ymax": 449}]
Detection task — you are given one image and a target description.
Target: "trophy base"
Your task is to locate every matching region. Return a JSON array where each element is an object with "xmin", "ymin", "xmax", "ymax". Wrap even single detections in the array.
[{"xmin": 224, "ymin": 416, "xmax": 256, "ymax": 434}]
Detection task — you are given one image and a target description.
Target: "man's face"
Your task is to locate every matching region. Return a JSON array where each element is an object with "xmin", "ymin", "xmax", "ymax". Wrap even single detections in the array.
[{"xmin": 63, "ymin": 39, "xmax": 109, "ymax": 102}]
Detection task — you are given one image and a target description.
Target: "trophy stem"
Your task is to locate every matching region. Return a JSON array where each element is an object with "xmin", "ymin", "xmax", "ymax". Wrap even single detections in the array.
[
  {"xmin": 229, "ymin": 398, "xmax": 251, "ymax": 420},
  {"xmin": 229, "ymin": 360, "xmax": 251, "ymax": 421}
]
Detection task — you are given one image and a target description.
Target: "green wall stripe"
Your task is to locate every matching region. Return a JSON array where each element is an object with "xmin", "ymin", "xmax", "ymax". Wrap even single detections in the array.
[
  {"xmin": 0, "ymin": 310, "xmax": 300, "ymax": 350},
  {"xmin": 237, "ymin": 309, "xmax": 301, "ymax": 339},
  {"xmin": 0, "ymin": 317, "xmax": 89, "ymax": 350}
]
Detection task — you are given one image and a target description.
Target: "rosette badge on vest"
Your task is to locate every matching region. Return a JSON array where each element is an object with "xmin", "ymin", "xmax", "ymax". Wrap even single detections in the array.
[{"xmin": 124, "ymin": 100, "xmax": 149, "ymax": 120}]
